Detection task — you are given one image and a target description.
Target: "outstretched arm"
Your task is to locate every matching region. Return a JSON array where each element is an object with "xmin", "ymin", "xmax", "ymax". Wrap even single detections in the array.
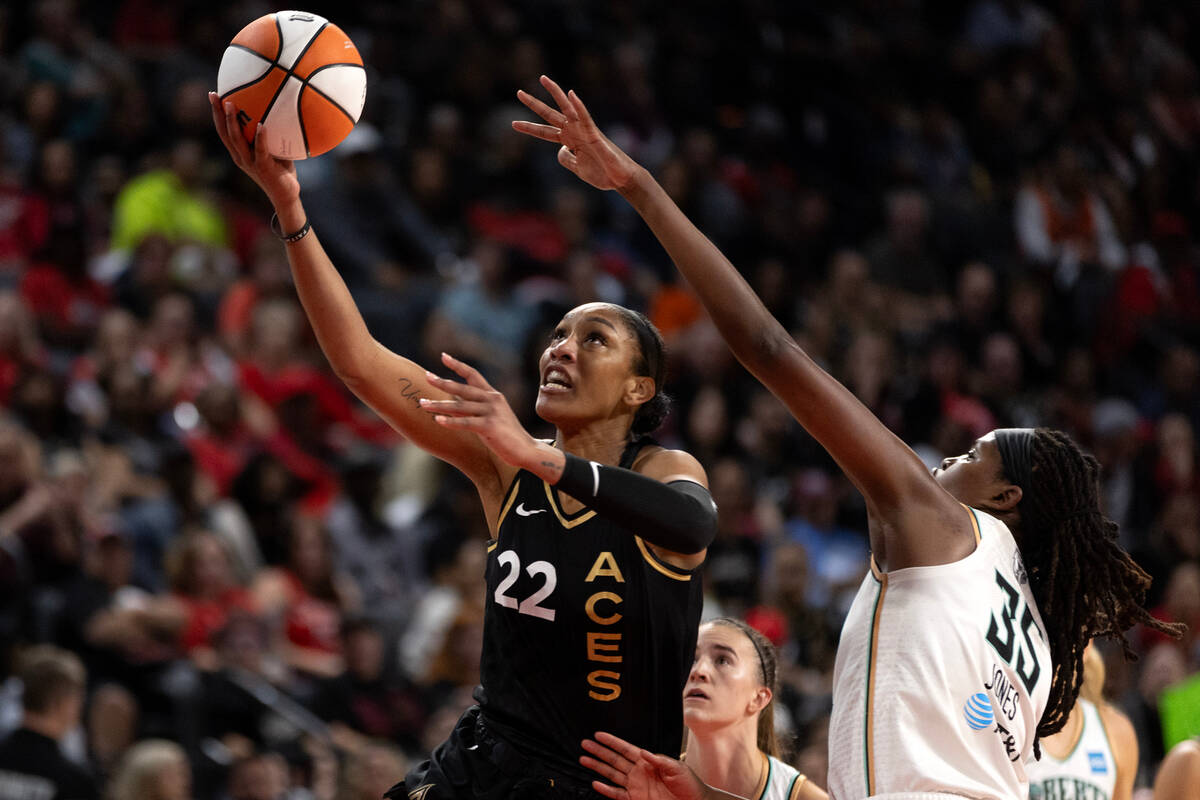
[
  {"xmin": 514, "ymin": 77, "xmax": 967, "ymax": 569},
  {"xmin": 210, "ymin": 93, "xmax": 498, "ymax": 494}
]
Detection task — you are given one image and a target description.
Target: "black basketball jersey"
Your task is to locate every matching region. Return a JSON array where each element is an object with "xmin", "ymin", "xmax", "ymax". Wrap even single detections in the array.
[{"xmin": 476, "ymin": 441, "xmax": 704, "ymax": 774}]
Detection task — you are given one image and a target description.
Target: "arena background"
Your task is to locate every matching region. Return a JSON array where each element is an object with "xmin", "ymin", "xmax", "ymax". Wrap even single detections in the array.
[{"xmin": 0, "ymin": 0, "xmax": 1197, "ymax": 797}]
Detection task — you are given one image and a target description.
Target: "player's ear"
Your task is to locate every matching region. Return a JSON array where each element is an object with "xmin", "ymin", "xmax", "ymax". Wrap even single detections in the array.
[
  {"xmin": 624, "ymin": 376, "xmax": 655, "ymax": 408},
  {"xmin": 990, "ymin": 484, "xmax": 1023, "ymax": 511},
  {"xmin": 748, "ymin": 686, "xmax": 772, "ymax": 716}
]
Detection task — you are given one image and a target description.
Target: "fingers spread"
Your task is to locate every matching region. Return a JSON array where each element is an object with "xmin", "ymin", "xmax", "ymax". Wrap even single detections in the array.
[
  {"xmin": 579, "ymin": 756, "xmax": 626, "ymax": 786},
  {"xmin": 517, "ymin": 89, "xmax": 566, "ymax": 126},
  {"xmin": 568, "ymin": 89, "xmax": 595, "ymax": 126},
  {"xmin": 440, "ymin": 352, "xmax": 491, "ymax": 389},
  {"xmin": 540, "ymin": 75, "xmax": 578, "ymax": 121},
  {"xmin": 423, "ymin": 371, "xmax": 488, "ymax": 401},
  {"xmin": 594, "ymin": 732, "xmax": 642, "ymax": 760},
  {"xmin": 511, "ymin": 121, "xmax": 562, "ymax": 143},
  {"xmin": 581, "ymin": 739, "xmax": 632, "ymax": 771}
]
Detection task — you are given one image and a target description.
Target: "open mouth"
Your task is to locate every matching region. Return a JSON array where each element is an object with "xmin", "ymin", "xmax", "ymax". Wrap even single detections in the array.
[
  {"xmin": 540, "ymin": 366, "xmax": 573, "ymax": 392},
  {"xmin": 684, "ymin": 688, "xmax": 709, "ymax": 700}
]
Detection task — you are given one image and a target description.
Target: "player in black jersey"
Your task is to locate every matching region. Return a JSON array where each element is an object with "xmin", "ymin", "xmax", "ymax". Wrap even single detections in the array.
[{"xmin": 209, "ymin": 92, "xmax": 718, "ymax": 800}]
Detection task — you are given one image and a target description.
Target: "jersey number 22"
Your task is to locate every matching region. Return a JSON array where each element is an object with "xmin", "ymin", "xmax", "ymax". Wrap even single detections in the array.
[{"xmin": 494, "ymin": 550, "xmax": 557, "ymax": 621}]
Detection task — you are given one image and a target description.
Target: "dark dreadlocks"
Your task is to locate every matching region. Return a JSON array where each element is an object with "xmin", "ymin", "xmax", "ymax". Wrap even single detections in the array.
[{"xmin": 1010, "ymin": 429, "xmax": 1185, "ymax": 753}]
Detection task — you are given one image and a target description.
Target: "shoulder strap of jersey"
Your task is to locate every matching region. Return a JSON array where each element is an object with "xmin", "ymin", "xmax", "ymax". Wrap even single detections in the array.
[
  {"xmin": 620, "ymin": 435, "xmax": 659, "ymax": 469},
  {"xmin": 787, "ymin": 773, "xmax": 809, "ymax": 800}
]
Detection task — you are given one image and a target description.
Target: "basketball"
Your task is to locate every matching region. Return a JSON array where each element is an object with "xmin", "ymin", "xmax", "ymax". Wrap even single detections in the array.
[{"xmin": 216, "ymin": 10, "xmax": 366, "ymax": 160}]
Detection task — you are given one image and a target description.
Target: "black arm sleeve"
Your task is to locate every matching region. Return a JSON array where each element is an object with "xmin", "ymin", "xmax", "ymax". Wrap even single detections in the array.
[{"xmin": 554, "ymin": 453, "xmax": 717, "ymax": 554}]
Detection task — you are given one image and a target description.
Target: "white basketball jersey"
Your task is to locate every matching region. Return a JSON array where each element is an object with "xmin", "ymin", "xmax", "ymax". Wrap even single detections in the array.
[
  {"xmin": 828, "ymin": 507, "xmax": 1051, "ymax": 799},
  {"xmin": 1026, "ymin": 699, "xmax": 1117, "ymax": 800},
  {"xmin": 683, "ymin": 752, "xmax": 812, "ymax": 800},
  {"xmin": 761, "ymin": 754, "xmax": 812, "ymax": 800}
]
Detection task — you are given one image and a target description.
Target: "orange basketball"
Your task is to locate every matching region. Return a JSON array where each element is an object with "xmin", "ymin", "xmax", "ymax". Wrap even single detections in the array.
[{"xmin": 216, "ymin": 10, "xmax": 366, "ymax": 160}]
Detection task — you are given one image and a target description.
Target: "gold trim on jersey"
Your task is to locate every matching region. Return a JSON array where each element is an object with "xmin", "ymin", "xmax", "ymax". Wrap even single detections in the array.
[
  {"xmin": 864, "ymin": 570, "xmax": 888, "ymax": 796},
  {"xmin": 496, "ymin": 476, "xmax": 522, "ymax": 530},
  {"xmin": 963, "ymin": 503, "xmax": 982, "ymax": 545},
  {"xmin": 752, "ymin": 751, "xmax": 770, "ymax": 800},
  {"xmin": 635, "ymin": 536, "xmax": 692, "ymax": 581},
  {"xmin": 543, "ymin": 481, "xmax": 597, "ymax": 529},
  {"xmin": 487, "ymin": 540, "xmax": 498, "ymax": 553}
]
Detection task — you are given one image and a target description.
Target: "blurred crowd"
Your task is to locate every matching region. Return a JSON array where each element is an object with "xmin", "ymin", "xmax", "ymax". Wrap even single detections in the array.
[{"xmin": 0, "ymin": 0, "xmax": 1198, "ymax": 797}]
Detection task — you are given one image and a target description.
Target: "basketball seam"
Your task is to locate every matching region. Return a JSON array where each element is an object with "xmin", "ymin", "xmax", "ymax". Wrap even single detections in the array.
[
  {"xmin": 273, "ymin": 14, "xmax": 284, "ymax": 62},
  {"xmin": 217, "ymin": 45, "xmax": 276, "ymax": 102},
  {"xmin": 218, "ymin": 70, "xmax": 278, "ymax": 102},
  {"xmin": 226, "ymin": 43, "xmax": 273, "ymax": 61},
  {"xmin": 259, "ymin": 21, "xmax": 329, "ymax": 150},
  {"xmin": 302, "ymin": 63, "xmax": 364, "ymax": 125},
  {"xmin": 298, "ymin": 94, "xmax": 310, "ymax": 158}
]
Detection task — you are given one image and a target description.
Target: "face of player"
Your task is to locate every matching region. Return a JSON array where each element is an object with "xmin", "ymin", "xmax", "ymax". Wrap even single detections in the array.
[
  {"xmin": 535, "ymin": 303, "xmax": 654, "ymax": 431},
  {"xmin": 682, "ymin": 623, "xmax": 771, "ymax": 734},
  {"xmin": 932, "ymin": 430, "xmax": 1022, "ymax": 513}
]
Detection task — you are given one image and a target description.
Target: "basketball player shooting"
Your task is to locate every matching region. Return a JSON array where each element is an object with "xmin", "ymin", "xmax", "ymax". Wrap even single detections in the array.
[
  {"xmin": 514, "ymin": 75, "xmax": 1183, "ymax": 800},
  {"xmin": 209, "ymin": 90, "xmax": 717, "ymax": 800}
]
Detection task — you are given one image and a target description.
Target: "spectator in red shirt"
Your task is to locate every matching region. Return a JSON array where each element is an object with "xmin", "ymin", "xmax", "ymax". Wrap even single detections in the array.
[
  {"xmin": 237, "ymin": 298, "xmax": 389, "ymax": 451},
  {"xmin": 20, "ymin": 230, "xmax": 109, "ymax": 350},
  {"xmin": 253, "ymin": 514, "xmax": 360, "ymax": 679},
  {"xmin": 162, "ymin": 529, "xmax": 257, "ymax": 666}
]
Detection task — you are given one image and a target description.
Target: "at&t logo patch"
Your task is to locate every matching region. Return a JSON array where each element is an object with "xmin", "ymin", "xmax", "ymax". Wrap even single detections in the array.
[{"xmin": 963, "ymin": 692, "xmax": 995, "ymax": 730}]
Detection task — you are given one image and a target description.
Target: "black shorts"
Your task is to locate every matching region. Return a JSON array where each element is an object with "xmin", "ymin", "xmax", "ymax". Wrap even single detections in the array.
[{"xmin": 383, "ymin": 706, "xmax": 602, "ymax": 800}]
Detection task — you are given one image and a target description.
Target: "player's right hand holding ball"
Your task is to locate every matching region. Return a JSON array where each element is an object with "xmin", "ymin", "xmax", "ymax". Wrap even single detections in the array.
[{"xmin": 208, "ymin": 91, "xmax": 301, "ymax": 213}]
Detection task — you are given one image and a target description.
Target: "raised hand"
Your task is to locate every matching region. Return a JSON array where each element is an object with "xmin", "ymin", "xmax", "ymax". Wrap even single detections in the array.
[
  {"xmin": 419, "ymin": 352, "xmax": 540, "ymax": 470},
  {"xmin": 513, "ymin": 75, "xmax": 642, "ymax": 192},
  {"xmin": 581, "ymin": 733, "xmax": 712, "ymax": 800},
  {"xmin": 208, "ymin": 91, "xmax": 300, "ymax": 209}
]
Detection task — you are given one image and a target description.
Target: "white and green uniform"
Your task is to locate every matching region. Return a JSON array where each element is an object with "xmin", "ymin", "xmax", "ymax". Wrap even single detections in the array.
[
  {"xmin": 828, "ymin": 507, "xmax": 1052, "ymax": 799},
  {"xmin": 1027, "ymin": 699, "xmax": 1117, "ymax": 800},
  {"xmin": 761, "ymin": 754, "xmax": 813, "ymax": 800},
  {"xmin": 685, "ymin": 752, "xmax": 812, "ymax": 800}
]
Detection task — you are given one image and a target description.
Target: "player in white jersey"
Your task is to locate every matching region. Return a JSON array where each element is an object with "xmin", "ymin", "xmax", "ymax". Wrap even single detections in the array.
[
  {"xmin": 829, "ymin": 502, "xmax": 1051, "ymax": 797},
  {"xmin": 581, "ymin": 618, "xmax": 827, "ymax": 800},
  {"xmin": 514, "ymin": 75, "xmax": 1183, "ymax": 800},
  {"xmin": 1026, "ymin": 642, "xmax": 1138, "ymax": 800}
]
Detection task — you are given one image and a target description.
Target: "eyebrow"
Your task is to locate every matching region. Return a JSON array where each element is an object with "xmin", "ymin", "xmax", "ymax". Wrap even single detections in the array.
[
  {"xmin": 583, "ymin": 315, "xmax": 619, "ymax": 332},
  {"xmin": 709, "ymin": 643, "xmax": 738, "ymax": 658}
]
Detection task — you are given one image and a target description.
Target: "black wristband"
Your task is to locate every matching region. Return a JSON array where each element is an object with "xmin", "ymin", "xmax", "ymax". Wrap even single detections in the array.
[
  {"xmin": 270, "ymin": 211, "xmax": 312, "ymax": 244},
  {"xmin": 556, "ymin": 452, "xmax": 716, "ymax": 554},
  {"xmin": 559, "ymin": 452, "xmax": 600, "ymax": 498}
]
